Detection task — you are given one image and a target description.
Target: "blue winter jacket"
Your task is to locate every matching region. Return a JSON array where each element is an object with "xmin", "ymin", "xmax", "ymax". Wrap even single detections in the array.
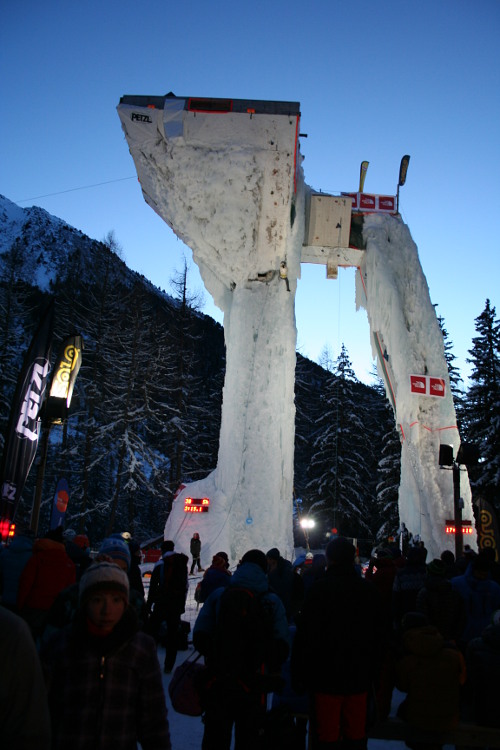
[
  {"xmin": 451, "ymin": 564, "xmax": 500, "ymax": 644},
  {"xmin": 193, "ymin": 561, "xmax": 290, "ymax": 667}
]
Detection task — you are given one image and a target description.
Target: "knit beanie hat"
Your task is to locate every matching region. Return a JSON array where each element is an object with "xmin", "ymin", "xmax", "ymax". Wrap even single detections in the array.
[
  {"xmin": 427, "ymin": 558, "xmax": 446, "ymax": 577},
  {"xmin": 79, "ymin": 562, "xmax": 129, "ymax": 605},
  {"xmin": 98, "ymin": 537, "xmax": 131, "ymax": 571}
]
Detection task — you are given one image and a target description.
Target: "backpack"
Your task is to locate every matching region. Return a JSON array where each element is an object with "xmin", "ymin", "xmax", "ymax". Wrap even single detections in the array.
[{"xmin": 214, "ymin": 586, "xmax": 274, "ymax": 683}]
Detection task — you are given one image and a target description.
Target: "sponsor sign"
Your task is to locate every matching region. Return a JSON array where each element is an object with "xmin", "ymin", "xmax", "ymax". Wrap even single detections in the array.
[
  {"xmin": 344, "ymin": 192, "xmax": 397, "ymax": 214},
  {"xmin": 410, "ymin": 374, "xmax": 446, "ymax": 398},
  {"xmin": 0, "ymin": 300, "xmax": 55, "ymax": 522}
]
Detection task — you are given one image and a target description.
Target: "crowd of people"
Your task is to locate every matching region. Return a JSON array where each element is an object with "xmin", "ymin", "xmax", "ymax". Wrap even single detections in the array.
[{"xmin": 1, "ymin": 524, "xmax": 500, "ymax": 750}]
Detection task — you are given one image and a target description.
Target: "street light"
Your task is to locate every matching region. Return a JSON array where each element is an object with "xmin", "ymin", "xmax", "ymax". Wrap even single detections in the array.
[
  {"xmin": 439, "ymin": 442, "xmax": 478, "ymax": 559},
  {"xmin": 300, "ymin": 517, "xmax": 315, "ymax": 552}
]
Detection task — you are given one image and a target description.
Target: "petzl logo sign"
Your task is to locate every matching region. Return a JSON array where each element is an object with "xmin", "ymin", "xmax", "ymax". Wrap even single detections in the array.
[
  {"xmin": 15, "ymin": 358, "xmax": 50, "ymax": 441},
  {"xmin": 131, "ymin": 112, "xmax": 152, "ymax": 123},
  {"xmin": 410, "ymin": 374, "xmax": 446, "ymax": 398}
]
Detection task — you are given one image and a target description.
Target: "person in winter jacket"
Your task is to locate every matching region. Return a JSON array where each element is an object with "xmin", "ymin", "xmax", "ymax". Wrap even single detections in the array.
[
  {"xmin": 146, "ymin": 540, "xmax": 188, "ymax": 672},
  {"xmin": 41, "ymin": 561, "xmax": 171, "ymax": 750},
  {"xmin": 464, "ymin": 609, "xmax": 500, "ymax": 727},
  {"xmin": 18, "ymin": 528, "xmax": 76, "ymax": 642},
  {"xmin": 64, "ymin": 533, "xmax": 92, "ymax": 581},
  {"xmin": 0, "ymin": 605, "xmax": 51, "ymax": 750},
  {"xmin": 395, "ymin": 611, "xmax": 466, "ymax": 741},
  {"xmin": 193, "ymin": 549, "xmax": 289, "ymax": 750},
  {"xmin": 365, "ymin": 547, "xmax": 397, "ymax": 616},
  {"xmin": 196, "ymin": 552, "xmax": 231, "ymax": 604},
  {"xmin": 0, "ymin": 528, "xmax": 34, "ymax": 611},
  {"xmin": 291, "ymin": 537, "xmax": 385, "ymax": 750},
  {"xmin": 42, "ymin": 535, "xmax": 147, "ymax": 646},
  {"xmin": 451, "ymin": 550, "xmax": 500, "ymax": 650},
  {"xmin": 415, "ymin": 558, "xmax": 466, "ymax": 643},
  {"xmin": 266, "ymin": 547, "xmax": 304, "ymax": 623},
  {"xmin": 392, "ymin": 545, "xmax": 428, "ymax": 632},
  {"xmin": 189, "ymin": 532, "xmax": 203, "ymax": 574}
]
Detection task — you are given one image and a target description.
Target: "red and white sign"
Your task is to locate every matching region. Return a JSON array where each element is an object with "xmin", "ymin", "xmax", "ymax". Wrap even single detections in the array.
[
  {"xmin": 410, "ymin": 375, "xmax": 446, "ymax": 398},
  {"xmin": 343, "ymin": 192, "xmax": 397, "ymax": 214},
  {"xmin": 429, "ymin": 377, "xmax": 446, "ymax": 396}
]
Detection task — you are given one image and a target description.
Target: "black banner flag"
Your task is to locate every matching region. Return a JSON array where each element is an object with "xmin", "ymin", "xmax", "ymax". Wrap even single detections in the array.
[
  {"xmin": 475, "ymin": 497, "xmax": 500, "ymax": 562},
  {"xmin": 0, "ymin": 299, "xmax": 55, "ymax": 525}
]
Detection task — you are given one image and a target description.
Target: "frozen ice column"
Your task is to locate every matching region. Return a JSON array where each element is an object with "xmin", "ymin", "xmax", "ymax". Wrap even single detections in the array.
[{"xmin": 117, "ymin": 96, "xmax": 304, "ymax": 562}]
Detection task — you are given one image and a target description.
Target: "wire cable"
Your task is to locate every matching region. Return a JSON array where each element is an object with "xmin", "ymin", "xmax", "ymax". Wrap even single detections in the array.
[{"xmin": 15, "ymin": 176, "xmax": 136, "ymax": 203}]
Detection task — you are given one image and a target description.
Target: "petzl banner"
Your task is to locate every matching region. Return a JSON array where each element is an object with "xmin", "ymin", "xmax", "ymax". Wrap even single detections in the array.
[
  {"xmin": 0, "ymin": 299, "xmax": 55, "ymax": 522},
  {"xmin": 50, "ymin": 477, "xmax": 70, "ymax": 530},
  {"xmin": 45, "ymin": 334, "xmax": 83, "ymax": 424},
  {"xmin": 475, "ymin": 497, "xmax": 500, "ymax": 562}
]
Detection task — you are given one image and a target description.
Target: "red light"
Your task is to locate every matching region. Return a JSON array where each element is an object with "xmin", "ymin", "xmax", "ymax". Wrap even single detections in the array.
[
  {"xmin": 0, "ymin": 519, "xmax": 15, "ymax": 542},
  {"xmin": 445, "ymin": 524, "xmax": 473, "ymax": 535}
]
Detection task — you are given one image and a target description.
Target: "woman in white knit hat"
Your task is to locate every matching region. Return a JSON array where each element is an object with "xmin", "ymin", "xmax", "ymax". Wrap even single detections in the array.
[{"xmin": 41, "ymin": 561, "xmax": 171, "ymax": 750}]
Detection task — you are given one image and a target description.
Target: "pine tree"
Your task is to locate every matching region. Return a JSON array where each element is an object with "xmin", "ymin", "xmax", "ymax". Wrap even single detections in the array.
[
  {"xmin": 436, "ymin": 313, "xmax": 466, "ymax": 433},
  {"xmin": 371, "ymin": 377, "xmax": 401, "ymax": 542},
  {"xmin": 464, "ymin": 299, "xmax": 500, "ymax": 504},
  {"xmin": 306, "ymin": 344, "xmax": 374, "ymax": 540}
]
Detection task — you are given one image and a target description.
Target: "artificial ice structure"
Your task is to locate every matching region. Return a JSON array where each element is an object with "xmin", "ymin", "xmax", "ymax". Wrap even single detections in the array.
[{"xmin": 117, "ymin": 94, "xmax": 473, "ymax": 563}]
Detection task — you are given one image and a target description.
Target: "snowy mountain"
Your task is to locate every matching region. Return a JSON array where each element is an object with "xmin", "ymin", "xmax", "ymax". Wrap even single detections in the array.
[{"xmin": 0, "ymin": 195, "xmax": 394, "ymax": 553}]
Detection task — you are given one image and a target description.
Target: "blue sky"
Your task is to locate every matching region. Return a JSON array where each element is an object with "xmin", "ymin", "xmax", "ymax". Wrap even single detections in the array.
[{"xmin": 1, "ymin": 0, "xmax": 499, "ymax": 385}]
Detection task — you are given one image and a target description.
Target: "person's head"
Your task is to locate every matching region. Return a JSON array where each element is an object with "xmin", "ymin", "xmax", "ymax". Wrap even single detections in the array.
[
  {"xmin": 98, "ymin": 537, "xmax": 131, "ymax": 572},
  {"xmin": 240, "ymin": 549, "xmax": 268, "ymax": 574},
  {"xmin": 266, "ymin": 547, "xmax": 280, "ymax": 571},
  {"xmin": 211, "ymin": 554, "xmax": 228, "ymax": 570},
  {"xmin": 325, "ymin": 537, "xmax": 355, "ymax": 567},
  {"xmin": 73, "ymin": 534, "xmax": 90, "ymax": 551},
  {"xmin": 161, "ymin": 540, "xmax": 175, "ymax": 555},
  {"xmin": 79, "ymin": 562, "xmax": 129, "ymax": 634},
  {"xmin": 215, "ymin": 551, "xmax": 229, "ymax": 569},
  {"xmin": 193, "ymin": 532, "xmax": 200, "ymax": 540},
  {"xmin": 426, "ymin": 558, "xmax": 446, "ymax": 578},
  {"xmin": 440, "ymin": 549, "xmax": 455, "ymax": 565}
]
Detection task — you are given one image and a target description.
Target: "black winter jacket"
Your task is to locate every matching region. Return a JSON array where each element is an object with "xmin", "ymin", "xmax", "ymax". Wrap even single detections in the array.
[{"xmin": 291, "ymin": 564, "xmax": 385, "ymax": 695}]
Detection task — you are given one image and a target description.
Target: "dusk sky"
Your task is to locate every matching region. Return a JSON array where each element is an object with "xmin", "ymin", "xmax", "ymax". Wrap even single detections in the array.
[{"xmin": 2, "ymin": 0, "xmax": 499, "ymax": 385}]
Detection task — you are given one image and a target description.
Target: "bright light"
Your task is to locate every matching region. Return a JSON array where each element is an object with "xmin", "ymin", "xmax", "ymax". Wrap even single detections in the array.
[{"xmin": 300, "ymin": 518, "xmax": 315, "ymax": 529}]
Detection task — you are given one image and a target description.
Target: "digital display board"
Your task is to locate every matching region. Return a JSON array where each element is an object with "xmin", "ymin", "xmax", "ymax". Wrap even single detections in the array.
[{"xmin": 184, "ymin": 497, "xmax": 210, "ymax": 513}]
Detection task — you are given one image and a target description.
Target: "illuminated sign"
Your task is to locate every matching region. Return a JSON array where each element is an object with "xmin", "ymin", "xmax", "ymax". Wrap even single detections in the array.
[
  {"xmin": 184, "ymin": 497, "xmax": 210, "ymax": 513},
  {"xmin": 445, "ymin": 520, "xmax": 473, "ymax": 535}
]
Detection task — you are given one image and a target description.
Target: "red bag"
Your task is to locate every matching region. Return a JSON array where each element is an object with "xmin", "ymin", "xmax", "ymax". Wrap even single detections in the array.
[{"xmin": 168, "ymin": 651, "xmax": 207, "ymax": 716}]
